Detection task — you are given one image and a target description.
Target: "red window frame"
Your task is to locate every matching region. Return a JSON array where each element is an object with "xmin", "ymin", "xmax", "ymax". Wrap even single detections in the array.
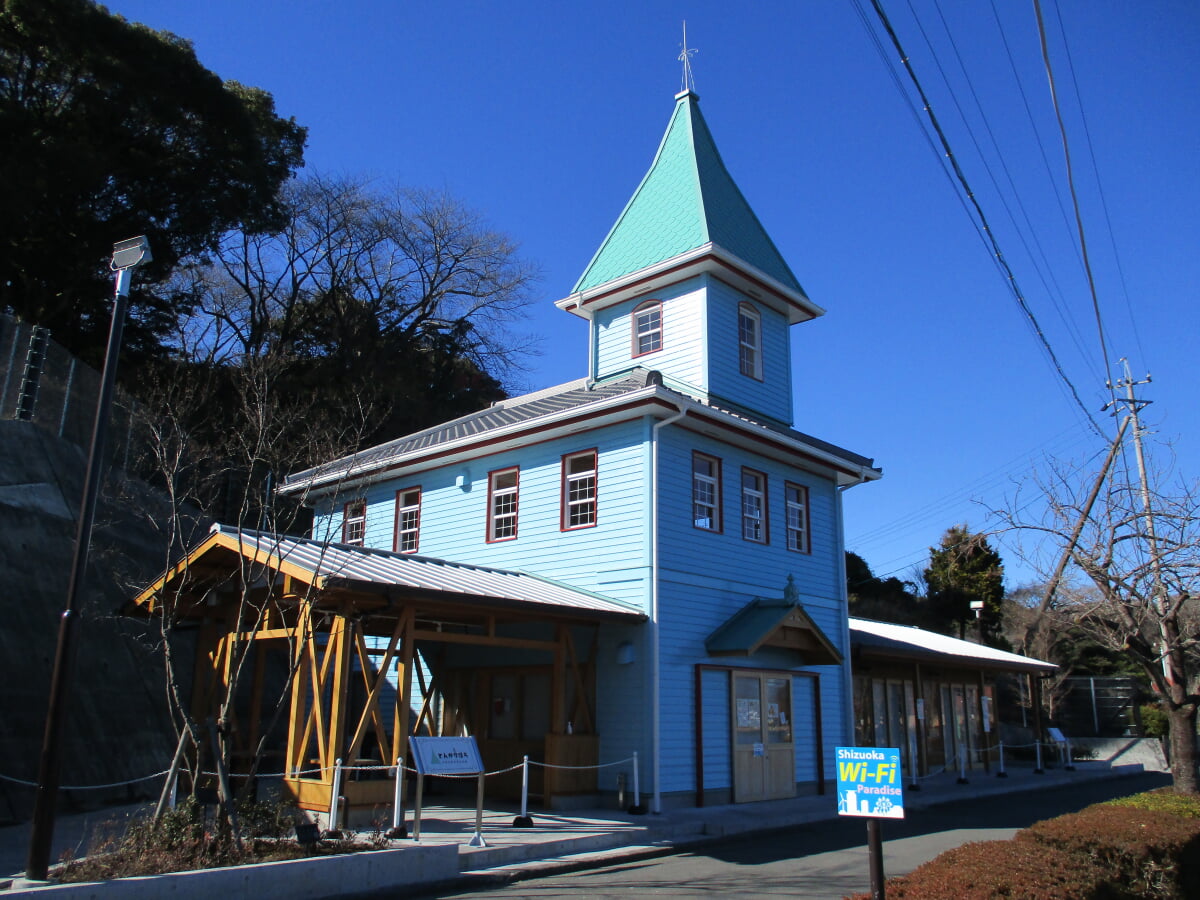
[
  {"xmin": 561, "ymin": 449, "xmax": 598, "ymax": 531},
  {"xmin": 741, "ymin": 467, "xmax": 769, "ymax": 544},
  {"xmin": 738, "ymin": 301, "xmax": 763, "ymax": 380},
  {"xmin": 486, "ymin": 466, "xmax": 520, "ymax": 542},
  {"xmin": 632, "ymin": 299, "xmax": 664, "ymax": 358},
  {"xmin": 394, "ymin": 487, "xmax": 422, "ymax": 553},
  {"xmin": 692, "ymin": 451, "xmax": 723, "ymax": 532},
  {"xmin": 785, "ymin": 482, "xmax": 811, "ymax": 553},
  {"xmin": 342, "ymin": 498, "xmax": 366, "ymax": 546}
]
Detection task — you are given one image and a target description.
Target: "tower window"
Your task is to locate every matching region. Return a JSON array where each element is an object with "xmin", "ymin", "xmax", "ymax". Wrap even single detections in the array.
[
  {"xmin": 632, "ymin": 300, "xmax": 663, "ymax": 357},
  {"xmin": 738, "ymin": 302, "xmax": 762, "ymax": 380}
]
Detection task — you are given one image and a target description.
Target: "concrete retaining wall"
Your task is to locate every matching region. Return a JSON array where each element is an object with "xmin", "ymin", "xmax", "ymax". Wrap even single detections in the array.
[{"xmin": 8, "ymin": 843, "xmax": 460, "ymax": 899}]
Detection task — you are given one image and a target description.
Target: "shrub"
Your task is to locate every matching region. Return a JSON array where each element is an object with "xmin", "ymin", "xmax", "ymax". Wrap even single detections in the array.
[
  {"xmin": 1018, "ymin": 802, "xmax": 1200, "ymax": 899},
  {"xmin": 1105, "ymin": 788, "xmax": 1200, "ymax": 820},
  {"xmin": 844, "ymin": 840, "xmax": 1113, "ymax": 900},
  {"xmin": 1141, "ymin": 704, "xmax": 1170, "ymax": 739}
]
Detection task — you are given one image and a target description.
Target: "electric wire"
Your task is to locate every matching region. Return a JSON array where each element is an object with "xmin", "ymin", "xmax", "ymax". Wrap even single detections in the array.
[
  {"xmin": 1050, "ymin": 0, "xmax": 1148, "ymax": 372},
  {"xmin": 1032, "ymin": 0, "xmax": 1115, "ymax": 408},
  {"xmin": 860, "ymin": 0, "xmax": 1105, "ymax": 436}
]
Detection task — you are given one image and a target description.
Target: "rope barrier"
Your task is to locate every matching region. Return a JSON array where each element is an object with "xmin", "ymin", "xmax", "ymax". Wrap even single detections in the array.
[{"xmin": 0, "ymin": 769, "xmax": 172, "ymax": 790}]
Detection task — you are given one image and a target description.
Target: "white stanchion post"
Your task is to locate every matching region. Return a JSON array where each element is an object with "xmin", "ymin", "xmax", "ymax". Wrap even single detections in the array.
[
  {"xmin": 1034, "ymin": 741, "xmax": 1044, "ymax": 774},
  {"xmin": 328, "ymin": 758, "xmax": 343, "ymax": 832},
  {"xmin": 908, "ymin": 744, "xmax": 920, "ymax": 790},
  {"xmin": 996, "ymin": 742, "xmax": 1008, "ymax": 777},
  {"xmin": 388, "ymin": 757, "xmax": 407, "ymax": 838},
  {"xmin": 1064, "ymin": 739, "xmax": 1075, "ymax": 771},
  {"xmin": 513, "ymin": 756, "xmax": 533, "ymax": 828},
  {"xmin": 629, "ymin": 751, "xmax": 646, "ymax": 814},
  {"xmin": 167, "ymin": 769, "xmax": 178, "ymax": 808},
  {"xmin": 957, "ymin": 751, "xmax": 968, "ymax": 784}
]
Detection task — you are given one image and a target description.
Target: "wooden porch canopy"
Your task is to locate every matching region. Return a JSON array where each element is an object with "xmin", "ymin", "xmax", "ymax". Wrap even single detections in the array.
[{"xmin": 133, "ymin": 524, "xmax": 645, "ymax": 818}]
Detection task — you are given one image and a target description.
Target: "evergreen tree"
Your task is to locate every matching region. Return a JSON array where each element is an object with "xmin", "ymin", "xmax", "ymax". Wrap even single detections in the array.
[{"xmin": 924, "ymin": 525, "xmax": 1005, "ymax": 643}]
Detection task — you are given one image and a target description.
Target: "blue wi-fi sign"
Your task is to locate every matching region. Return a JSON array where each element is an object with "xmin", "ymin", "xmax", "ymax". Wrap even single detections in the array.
[{"xmin": 835, "ymin": 747, "xmax": 905, "ymax": 818}]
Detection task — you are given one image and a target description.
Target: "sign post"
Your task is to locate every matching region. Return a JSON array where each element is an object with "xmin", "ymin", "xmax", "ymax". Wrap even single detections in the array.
[
  {"xmin": 837, "ymin": 747, "xmax": 904, "ymax": 900},
  {"xmin": 408, "ymin": 736, "xmax": 486, "ymax": 846}
]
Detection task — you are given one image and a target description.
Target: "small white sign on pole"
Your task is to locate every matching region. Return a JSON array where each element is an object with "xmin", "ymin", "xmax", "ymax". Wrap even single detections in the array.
[{"xmin": 407, "ymin": 736, "xmax": 487, "ymax": 846}]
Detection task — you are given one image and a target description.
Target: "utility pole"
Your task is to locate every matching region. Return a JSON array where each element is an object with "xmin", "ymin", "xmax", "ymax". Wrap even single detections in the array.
[{"xmin": 1106, "ymin": 361, "xmax": 1178, "ymax": 691}]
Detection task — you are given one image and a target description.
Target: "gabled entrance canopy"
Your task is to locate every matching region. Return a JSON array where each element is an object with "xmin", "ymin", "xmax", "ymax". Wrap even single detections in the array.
[
  {"xmin": 706, "ymin": 578, "xmax": 842, "ymax": 666},
  {"xmin": 133, "ymin": 524, "xmax": 644, "ymax": 822}
]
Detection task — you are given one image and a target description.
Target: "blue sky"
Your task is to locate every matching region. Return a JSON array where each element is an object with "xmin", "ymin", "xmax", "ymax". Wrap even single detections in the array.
[{"xmin": 105, "ymin": 0, "xmax": 1198, "ymax": 589}]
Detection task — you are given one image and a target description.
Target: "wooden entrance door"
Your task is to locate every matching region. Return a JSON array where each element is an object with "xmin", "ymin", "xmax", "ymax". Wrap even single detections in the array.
[{"xmin": 732, "ymin": 672, "xmax": 796, "ymax": 802}]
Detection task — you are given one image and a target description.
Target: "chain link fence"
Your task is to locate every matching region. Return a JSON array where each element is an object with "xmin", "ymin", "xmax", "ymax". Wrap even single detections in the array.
[{"xmin": 0, "ymin": 313, "xmax": 145, "ymax": 468}]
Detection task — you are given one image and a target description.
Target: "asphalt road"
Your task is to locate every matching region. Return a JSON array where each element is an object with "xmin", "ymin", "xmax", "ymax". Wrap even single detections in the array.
[{"xmin": 412, "ymin": 771, "xmax": 1171, "ymax": 899}]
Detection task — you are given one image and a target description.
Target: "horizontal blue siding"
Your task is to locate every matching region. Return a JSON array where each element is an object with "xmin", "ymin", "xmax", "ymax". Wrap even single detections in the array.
[
  {"xmin": 705, "ymin": 277, "xmax": 793, "ymax": 424},
  {"xmin": 595, "ymin": 277, "xmax": 707, "ymax": 386}
]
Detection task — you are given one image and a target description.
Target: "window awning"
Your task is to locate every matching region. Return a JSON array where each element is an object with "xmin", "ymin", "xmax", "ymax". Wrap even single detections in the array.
[{"xmin": 706, "ymin": 595, "xmax": 842, "ymax": 665}]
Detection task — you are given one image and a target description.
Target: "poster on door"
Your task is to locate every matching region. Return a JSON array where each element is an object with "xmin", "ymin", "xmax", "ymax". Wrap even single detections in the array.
[{"xmin": 835, "ymin": 746, "xmax": 904, "ymax": 818}]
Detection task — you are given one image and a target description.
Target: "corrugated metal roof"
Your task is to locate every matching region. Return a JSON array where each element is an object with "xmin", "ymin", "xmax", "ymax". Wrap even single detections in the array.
[
  {"xmin": 282, "ymin": 368, "xmax": 661, "ymax": 492},
  {"xmin": 213, "ymin": 525, "xmax": 645, "ymax": 622},
  {"xmin": 281, "ymin": 367, "xmax": 879, "ymax": 494},
  {"xmin": 849, "ymin": 617, "xmax": 1055, "ymax": 673}
]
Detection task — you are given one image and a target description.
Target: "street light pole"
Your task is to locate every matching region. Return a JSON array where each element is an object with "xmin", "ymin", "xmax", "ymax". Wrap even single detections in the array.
[{"xmin": 25, "ymin": 237, "xmax": 151, "ymax": 882}]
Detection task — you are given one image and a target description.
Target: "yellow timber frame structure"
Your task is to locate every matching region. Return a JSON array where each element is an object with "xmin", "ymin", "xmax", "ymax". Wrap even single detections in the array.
[{"xmin": 134, "ymin": 528, "xmax": 643, "ymax": 818}]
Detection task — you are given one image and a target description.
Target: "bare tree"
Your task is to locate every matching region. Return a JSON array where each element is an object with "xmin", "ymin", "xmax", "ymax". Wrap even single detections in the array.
[{"xmin": 995, "ymin": 430, "xmax": 1200, "ymax": 793}]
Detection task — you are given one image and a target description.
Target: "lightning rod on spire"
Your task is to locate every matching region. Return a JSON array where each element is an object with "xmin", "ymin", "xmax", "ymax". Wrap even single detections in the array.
[{"xmin": 679, "ymin": 21, "xmax": 698, "ymax": 93}]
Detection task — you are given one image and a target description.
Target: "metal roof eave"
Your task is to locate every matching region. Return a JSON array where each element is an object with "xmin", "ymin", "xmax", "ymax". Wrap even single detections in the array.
[
  {"xmin": 284, "ymin": 384, "xmax": 879, "ymax": 499},
  {"xmin": 556, "ymin": 244, "xmax": 825, "ymax": 325}
]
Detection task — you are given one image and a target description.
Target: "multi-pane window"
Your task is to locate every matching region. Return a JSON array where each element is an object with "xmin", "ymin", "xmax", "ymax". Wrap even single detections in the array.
[
  {"xmin": 785, "ymin": 482, "xmax": 810, "ymax": 553},
  {"xmin": 741, "ymin": 468, "xmax": 767, "ymax": 543},
  {"xmin": 692, "ymin": 452, "xmax": 722, "ymax": 531},
  {"xmin": 342, "ymin": 499, "xmax": 366, "ymax": 546},
  {"xmin": 633, "ymin": 300, "xmax": 663, "ymax": 356},
  {"xmin": 395, "ymin": 487, "xmax": 421, "ymax": 553},
  {"xmin": 738, "ymin": 303, "xmax": 762, "ymax": 379},
  {"xmin": 562, "ymin": 450, "xmax": 598, "ymax": 530},
  {"xmin": 487, "ymin": 467, "xmax": 519, "ymax": 541}
]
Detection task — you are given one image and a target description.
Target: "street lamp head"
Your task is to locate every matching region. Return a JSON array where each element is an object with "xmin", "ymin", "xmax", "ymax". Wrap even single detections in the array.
[{"xmin": 111, "ymin": 235, "xmax": 152, "ymax": 271}]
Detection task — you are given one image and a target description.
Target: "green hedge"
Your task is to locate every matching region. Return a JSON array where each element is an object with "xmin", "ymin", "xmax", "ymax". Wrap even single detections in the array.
[
  {"xmin": 845, "ymin": 839, "xmax": 1114, "ymax": 899},
  {"xmin": 844, "ymin": 791, "xmax": 1200, "ymax": 900}
]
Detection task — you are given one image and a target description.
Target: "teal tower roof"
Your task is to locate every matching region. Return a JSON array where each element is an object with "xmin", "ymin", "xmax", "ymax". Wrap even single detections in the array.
[{"xmin": 571, "ymin": 90, "xmax": 807, "ymax": 299}]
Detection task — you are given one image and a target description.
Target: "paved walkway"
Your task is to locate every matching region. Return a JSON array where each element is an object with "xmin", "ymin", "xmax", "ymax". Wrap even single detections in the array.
[{"xmin": 0, "ymin": 761, "xmax": 1161, "ymax": 896}]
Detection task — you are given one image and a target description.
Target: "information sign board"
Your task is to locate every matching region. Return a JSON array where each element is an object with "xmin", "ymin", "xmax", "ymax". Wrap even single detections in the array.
[
  {"xmin": 408, "ymin": 736, "xmax": 483, "ymax": 776},
  {"xmin": 836, "ymin": 746, "xmax": 904, "ymax": 818}
]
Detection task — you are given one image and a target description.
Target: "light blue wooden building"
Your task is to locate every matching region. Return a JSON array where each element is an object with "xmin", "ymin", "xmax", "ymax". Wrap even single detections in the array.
[{"xmin": 279, "ymin": 89, "xmax": 881, "ymax": 811}]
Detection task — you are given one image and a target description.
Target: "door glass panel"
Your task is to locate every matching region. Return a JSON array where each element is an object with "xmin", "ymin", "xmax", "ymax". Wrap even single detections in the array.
[
  {"xmin": 872, "ymin": 681, "xmax": 887, "ymax": 746},
  {"xmin": 765, "ymin": 677, "xmax": 792, "ymax": 743},
  {"xmin": 734, "ymin": 675, "xmax": 761, "ymax": 745}
]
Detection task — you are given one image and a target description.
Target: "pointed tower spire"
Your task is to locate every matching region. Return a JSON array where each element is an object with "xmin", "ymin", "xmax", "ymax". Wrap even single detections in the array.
[
  {"xmin": 560, "ymin": 90, "xmax": 821, "ymax": 325},
  {"xmin": 679, "ymin": 21, "xmax": 698, "ymax": 94}
]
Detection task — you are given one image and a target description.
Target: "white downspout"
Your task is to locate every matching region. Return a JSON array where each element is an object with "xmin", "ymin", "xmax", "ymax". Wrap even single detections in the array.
[
  {"xmin": 650, "ymin": 398, "xmax": 687, "ymax": 814},
  {"xmin": 836, "ymin": 484, "xmax": 856, "ymax": 750}
]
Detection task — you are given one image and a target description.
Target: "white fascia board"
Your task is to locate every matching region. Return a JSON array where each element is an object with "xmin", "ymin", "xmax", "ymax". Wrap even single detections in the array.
[{"xmin": 555, "ymin": 244, "xmax": 825, "ymax": 324}]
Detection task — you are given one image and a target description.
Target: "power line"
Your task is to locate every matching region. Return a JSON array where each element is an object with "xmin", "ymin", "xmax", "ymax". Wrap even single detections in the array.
[{"xmin": 857, "ymin": 0, "xmax": 1105, "ymax": 436}]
